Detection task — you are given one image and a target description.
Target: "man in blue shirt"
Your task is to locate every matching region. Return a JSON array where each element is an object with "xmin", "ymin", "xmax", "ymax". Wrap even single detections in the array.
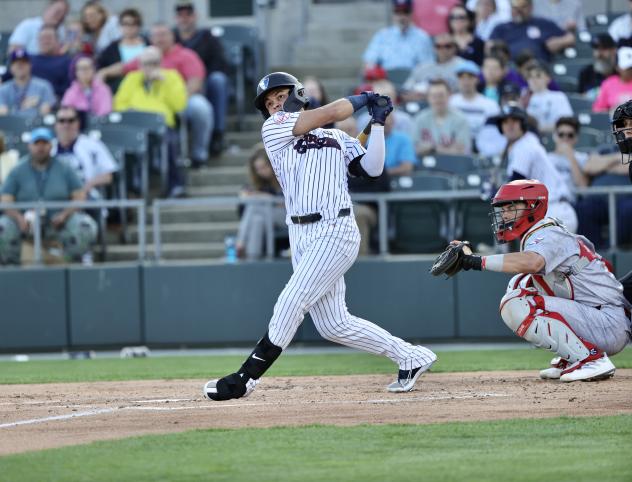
[
  {"xmin": 489, "ymin": 0, "xmax": 574, "ymax": 63},
  {"xmin": 30, "ymin": 25, "xmax": 72, "ymax": 99},
  {"xmin": 384, "ymin": 110, "xmax": 418, "ymax": 176},
  {"xmin": 363, "ymin": 0, "xmax": 434, "ymax": 71}
]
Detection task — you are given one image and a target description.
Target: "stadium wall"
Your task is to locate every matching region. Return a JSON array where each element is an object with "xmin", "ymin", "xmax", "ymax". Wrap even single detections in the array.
[{"xmin": 2, "ymin": 253, "xmax": 632, "ymax": 352}]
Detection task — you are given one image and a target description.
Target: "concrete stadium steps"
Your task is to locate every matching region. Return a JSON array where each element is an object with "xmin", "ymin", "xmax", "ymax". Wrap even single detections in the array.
[
  {"xmin": 147, "ymin": 205, "xmax": 238, "ymax": 224},
  {"xmin": 226, "ymin": 114, "xmax": 263, "ymax": 132},
  {"xmin": 224, "ymin": 131, "xmax": 263, "ymax": 149},
  {"xmin": 106, "ymin": 242, "xmax": 225, "ymax": 262},
  {"xmin": 187, "ymin": 165, "xmax": 248, "ymax": 187},
  {"xmin": 186, "ymin": 184, "xmax": 243, "ymax": 197},
  {"xmin": 212, "ymin": 151, "xmax": 251, "ymax": 167},
  {"xmin": 127, "ymin": 221, "xmax": 240, "ymax": 244}
]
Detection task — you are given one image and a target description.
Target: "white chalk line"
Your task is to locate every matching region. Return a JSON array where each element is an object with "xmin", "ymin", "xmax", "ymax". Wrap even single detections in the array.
[{"xmin": 0, "ymin": 392, "xmax": 508, "ymax": 428}]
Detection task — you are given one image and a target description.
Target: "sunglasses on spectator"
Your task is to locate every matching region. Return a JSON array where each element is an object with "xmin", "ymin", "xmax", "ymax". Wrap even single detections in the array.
[
  {"xmin": 449, "ymin": 14, "xmax": 468, "ymax": 20},
  {"xmin": 120, "ymin": 21, "xmax": 138, "ymax": 27},
  {"xmin": 142, "ymin": 60, "xmax": 160, "ymax": 66},
  {"xmin": 435, "ymin": 43, "xmax": 455, "ymax": 49},
  {"xmin": 56, "ymin": 117, "xmax": 78, "ymax": 124},
  {"xmin": 556, "ymin": 131, "xmax": 576, "ymax": 139}
]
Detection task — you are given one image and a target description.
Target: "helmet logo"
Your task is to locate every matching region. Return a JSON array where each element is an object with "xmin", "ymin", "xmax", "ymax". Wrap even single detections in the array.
[{"xmin": 259, "ymin": 77, "xmax": 269, "ymax": 91}]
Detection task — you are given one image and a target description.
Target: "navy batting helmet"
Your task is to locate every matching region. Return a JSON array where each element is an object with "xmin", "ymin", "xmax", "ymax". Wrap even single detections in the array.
[
  {"xmin": 491, "ymin": 103, "xmax": 528, "ymax": 134},
  {"xmin": 254, "ymin": 72, "xmax": 310, "ymax": 119},
  {"xmin": 612, "ymin": 99, "xmax": 632, "ymax": 164}
]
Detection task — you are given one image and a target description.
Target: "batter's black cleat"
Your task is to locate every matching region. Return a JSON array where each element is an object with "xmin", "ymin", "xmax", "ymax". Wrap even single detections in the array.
[
  {"xmin": 387, "ymin": 358, "xmax": 436, "ymax": 393},
  {"xmin": 203, "ymin": 372, "xmax": 259, "ymax": 401}
]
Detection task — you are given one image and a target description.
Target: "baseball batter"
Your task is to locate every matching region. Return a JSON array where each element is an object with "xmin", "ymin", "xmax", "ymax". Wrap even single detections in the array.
[
  {"xmin": 204, "ymin": 72, "xmax": 437, "ymax": 401},
  {"xmin": 434, "ymin": 179, "xmax": 631, "ymax": 381}
]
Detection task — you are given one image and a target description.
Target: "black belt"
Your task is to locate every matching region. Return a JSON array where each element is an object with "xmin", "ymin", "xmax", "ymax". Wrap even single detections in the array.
[{"xmin": 291, "ymin": 208, "xmax": 350, "ymax": 225}]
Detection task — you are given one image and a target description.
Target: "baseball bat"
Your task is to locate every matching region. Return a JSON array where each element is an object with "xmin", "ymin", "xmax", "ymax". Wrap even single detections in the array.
[{"xmin": 356, "ymin": 96, "xmax": 389, "ymax": 145}]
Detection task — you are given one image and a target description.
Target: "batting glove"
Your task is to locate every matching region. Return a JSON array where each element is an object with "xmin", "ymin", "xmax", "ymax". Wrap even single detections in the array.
[{"xmin": 369, "ymin": 95, "xmax": 394, "ymax": 126}]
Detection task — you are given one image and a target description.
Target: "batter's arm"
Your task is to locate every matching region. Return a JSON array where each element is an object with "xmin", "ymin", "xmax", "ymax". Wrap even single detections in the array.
[{"xmin": 292, "ymin": 99, "xmax": 355, "ymax": 136}]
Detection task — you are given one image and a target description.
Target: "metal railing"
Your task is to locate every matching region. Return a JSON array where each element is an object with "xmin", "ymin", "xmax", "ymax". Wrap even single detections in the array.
[{"xmin": 0, "ymin": 200, "xmax": 146, "ymax": 265}]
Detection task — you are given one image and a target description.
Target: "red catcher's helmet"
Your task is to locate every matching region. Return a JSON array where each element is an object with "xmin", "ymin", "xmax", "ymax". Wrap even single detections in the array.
[{"xmin": 491, "ymin": 180, "xmax": 548, "ymax": 243}]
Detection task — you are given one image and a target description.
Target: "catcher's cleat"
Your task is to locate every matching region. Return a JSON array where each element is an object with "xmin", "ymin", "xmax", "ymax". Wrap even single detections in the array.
[
  {"xmin": 387, "ymin": 357, "xmax": 436, "ymax": 393},
  {"xmin": 539, "ymin": 356, "xmax": 569, "ymax": 379},
  {"xmin": 203, "ymin": 373, "xmax": 259, "ymax": 401},
  {"xmin": 559, "ymin": 353, "xmax": 615, "ymax": 382}
]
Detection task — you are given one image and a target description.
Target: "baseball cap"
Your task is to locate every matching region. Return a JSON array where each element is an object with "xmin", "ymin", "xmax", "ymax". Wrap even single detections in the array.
[
  {"xmin": 29, "ymin": 127, "xmax": 54, "ymax": 144},
  {"xmin": 591, "ymin": 33, "xmax": 616, "ymax": 49},
  {"xmin": 392, "ymin": 0, "xmax": 412, "ymax": 14},
  {"xmin": 10, "ymin": 48, "xmax": 30, "ymax": 63},
  {"xmin": 618, "ymin": 46, "xmax": 632, "ymax": 70},
  {"xmin": 175, "ymin": 0, "xmax": 194, "ymax": 11},
  {"xmin": 500, "ymin": 82, "xmax": 521, "ymax": 98},
  {"xmin": 456, "ymin": 60, "xmax": 480, "ymax": 76}
]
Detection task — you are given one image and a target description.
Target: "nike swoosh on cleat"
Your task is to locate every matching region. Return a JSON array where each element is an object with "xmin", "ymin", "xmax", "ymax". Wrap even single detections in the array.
[{"xmin": 252, "ymin": 354, "xmax": 265, "ymax": 361}]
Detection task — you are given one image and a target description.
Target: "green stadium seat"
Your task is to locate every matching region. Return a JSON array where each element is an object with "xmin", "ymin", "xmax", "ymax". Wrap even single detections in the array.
[
  {"xmin": 567, "ymin": 94, "xmax": 593, "ymax": 113},
  {"xmin": 417, "ymin": 153, "xmax": 479, "ymax": 175}
]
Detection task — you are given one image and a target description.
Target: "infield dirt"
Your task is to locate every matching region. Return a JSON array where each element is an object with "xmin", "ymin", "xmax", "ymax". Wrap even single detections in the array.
[{"xmin": 1, "ymin": 369, "xmax": 631, "ymax": 455}]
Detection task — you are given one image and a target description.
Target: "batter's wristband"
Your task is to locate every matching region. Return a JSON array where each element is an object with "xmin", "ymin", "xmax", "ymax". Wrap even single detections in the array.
[
  {"xmin": 345, "ymin": 94, "xmax": 369, "ymax": 113},
  {"xmin": 462, "ymin": 255, "xmax": 483, "ymax": 271}
]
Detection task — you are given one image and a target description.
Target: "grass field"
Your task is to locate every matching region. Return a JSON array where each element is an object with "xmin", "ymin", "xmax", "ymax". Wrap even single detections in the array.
[{"xmin": 1, "ymin": 347, "xmax": 631, "ymax": 481}]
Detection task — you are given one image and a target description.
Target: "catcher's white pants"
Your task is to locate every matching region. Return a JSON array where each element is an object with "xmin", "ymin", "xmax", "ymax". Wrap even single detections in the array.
[{"xmin": 267, "ymin": 213, "xmax": 435, "ymax": 371}]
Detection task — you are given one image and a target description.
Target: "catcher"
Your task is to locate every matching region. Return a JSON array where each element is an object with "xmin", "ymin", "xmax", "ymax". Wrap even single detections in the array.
[{"xmin": 431, "ymin": 179, "xmax": 632, "ymax": 382}]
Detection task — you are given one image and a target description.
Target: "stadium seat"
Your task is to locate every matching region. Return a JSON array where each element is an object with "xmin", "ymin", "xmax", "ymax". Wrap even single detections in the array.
[
  {"xmin": 577, "ymin": 112, "xmax": 611, "ymax": 132},
  {"xmin": 389, "ymin": 173, "xmax": 452, "ymax": 253},
  {"xmin": 219, "ymin": 38, "xmax": 246, "ymax": 129},
  {"xmin": 0, "ymin": 115, "xmax": 42, "ymax": 137},
  {"xmin": 417, "ymin": 153, "xmax": 479, "ymax": 175},
  {"xmin": 567, "ymin": 94, "xmax": 593, "ymax": 113},
  {"xmin": 0, "ymin": 31, "xmax": 10, "ymax": 66}
]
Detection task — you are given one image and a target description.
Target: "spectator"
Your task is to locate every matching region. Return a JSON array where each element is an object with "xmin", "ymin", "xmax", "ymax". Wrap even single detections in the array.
[
  {"xmin": 62, "ymin": 55, "xmax": 112, "ymax": 116},
  {"xmin": 468, "ymin": 0, "xmax": 511, "ymax": 40},
  {"xmin": 494, "ymin": 104, "xmax": 577, "ymax": 231},
  {"xmin": 608, "ymin": 3, "xmax": 632, "ymax": 44},
  {"xmin": 63, "ymin": 17, "xmax": 85, "ymax": 56},
  {"xmin": 412, "ymin": 79, "xmax": 472, "ymax": 156},
  {"xmin": 489, "ymin": 0, "xmax": 574, "ymax": 63},
  {"xmin": 96, "ymin": 8, "xmax": 148, "ymax": 93},
  {"xmin": 80, "ymin": 1, "xmax": 121, "ymax": 55},
  {"xmin": 545, "ymin": 117, "xmax": 588, "ymax": 202},
  {"xmin": 173, "ymin": 0, "xmax": 230, "ymax": 157},
  {"xmin": 123, "ymin": 23, "xmax": 213, "ymax": 168},
  {"xmin": 8, "ymin": 0, "xmax": 69, "ymax": 55},
  {"xmin": 411, "ymin": 0, "xmax": 461, "ymax": 36},
  {"xmin": 401, "ymin": 33, "xmax": 466, "ymax": 101},
  {"xmin": 533, "ymin": 0, "xmax": 586, "ymax": 33},
  {"xmin": 480, "ymin": 54, "xmax": 509, "ymax": 103},
  {"xmin": 114, "ymin": 46, "xmax": 187, "ymax": 197},
  {"xmin": 0, "ymin": 132, "xmax": 19, "ymax": 184},
  {"xmin": 356, "ymin": 79, "xmax": 414, "ymax": 137},
  {"xmin": 30, "ymin": 25, "xmax": 73, "ymax": 99},
  {"xmin": 593, "ymin": 47, "xmax": 632, "ymax": 114},
  {"xmin": 448, "ymin": 4, "xmax": 485, "ymax": 65},
  {"xmin": 362, "ymin": 0, "xmax": 434, "ymax": 71},
  {"xmin": 235, "ymin": 146, "xmax": 285, "ymax": 261},
  {"xmin": 0, "ymin": 49, "xmax": 55, "ymax": 118},
  {"xmin": 578, "ymin": 34, "xmax": 617, "ymax": 100},
  {"xmin": 382, "ymin": 110, "xmax": 418, "ymax": 176},
  {"xmin": 0, "ymin": 127, "xmax": 97, "ymax": 265},
  {"xmin": 52, "ymin": 105, "xmax": 118, "ymax": 201},
  {"xmin": 449, "ymin": 61, "xmax": 500, "ymax": 148},
  {"xmin": 525, "ymin": 63, "xmax": 573, "ymax": 133}
]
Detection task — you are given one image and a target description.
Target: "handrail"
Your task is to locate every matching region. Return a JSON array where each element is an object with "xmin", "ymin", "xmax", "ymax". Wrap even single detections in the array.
[{"xmin": 0, "ymin": 200, "xmax": 146, "ymax": 265}]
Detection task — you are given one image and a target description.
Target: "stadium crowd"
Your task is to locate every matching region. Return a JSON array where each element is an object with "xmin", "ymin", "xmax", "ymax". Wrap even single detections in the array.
[{"xmin": 0, "ymin": 0, "xmax": 631, "ymax": 266}]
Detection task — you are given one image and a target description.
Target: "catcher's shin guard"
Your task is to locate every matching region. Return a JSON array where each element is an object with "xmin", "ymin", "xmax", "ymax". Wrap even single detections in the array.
[
  {"xmin": 204, "ymin": 332, "xmax": 282, "ymax": 401},
  {"xmin": 499, "ymin": 288, "xmax": 599, "ymax": 363}
]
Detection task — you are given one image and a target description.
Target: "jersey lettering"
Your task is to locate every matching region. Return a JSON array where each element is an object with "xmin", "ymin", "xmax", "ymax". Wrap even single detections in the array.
[{"xmin": 294, "ymin": 134, "xmax": 341, "ymax": 154}]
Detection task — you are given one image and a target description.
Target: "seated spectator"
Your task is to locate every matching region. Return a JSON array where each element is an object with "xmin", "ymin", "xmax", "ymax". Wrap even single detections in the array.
[
  {"xmin": 62, "ymin": 17, "xmax": 85, "ymax": 56},
  {"xmin": 113, "ymin": 46, "xmax": 187, "ymax": 197},
  {"xmin": 545, "ymin": 117, "xmax": 588, "ymax": 202},
  {"xmin": 97, "ymin": 9, "xmax": 147, "ymax": 93},
  {"xmin": 122, "ymin": 23, "xmax": 213, "ymax": 168},
  {"xmin": 401, "ymin": 33, "xmax": 466, "ymax": 101},
  {"xmin": 495, "ymin": 103, "xmax": 577, "ymax": 231},
  {"xmin": 0, "ymin": 132, "xmax": 19, "ymax": 184},
  {"xmin": 412, "ymin": 79, "xmax": 472, "ymax": 156},
  {"xmin": 356, "ymin": 79, "xmax": 414, "ymax": 138},
  {"xmin": 382, "ymin": 111, "xmax": 418, "ymax": 176},
  {"xmin": 362, "ymin": 0, "xmax": 434, "ymax": 71},
  {"xmin": 449, "ymin": 60, "xmax": 500, "ymax": 148},
  {"xmin": 469, "ymin": 0, "xmax": 511, "ymax": 40},
  {"xmin": 525, "ymin": 63, "xmax": 573, "ymax": 133},
  {"xmin": 480, "ymin": 54, "xmax": 509, "ymax": 103},
  {"xmin": 0, "ymin": 50, "xmax": 55, "ymax": 118},
  {"xmin": 578, "ymin": 34, "xmax": 617, "ymax": 100},
  {"xmin": 593, "ymin": 47, "xmax": 632, "ymax": 114},
  {"xmin": 0, "ymin": 127, "xmax": 97, "ymax": 265},
  {"xmin": 533, "ymin": 0, "xmax": 586, "ymax": 33},
  {"xmin": 448, "ymin": 4, "xmax": 485, "ymax": 65},
  {"xmin": 489, "ymin": 0, "xmax": 574, "ymax": 63},
  {"xmin": 62, "ymin": 55, "xmax": 112, "ymax": 116},
  {"xmin": 30, "ymin": 25, "xmax": 72, "ymax": 99},
  {"xmin": 80, "ymin": 1, "xmax": 121, "ymax": 56},
  {"xmin": 235, "ymin": 146, "xmax": 285, "ymax": 261},
  {"xmin": 608, "ymin": 3, "xmax": 632, "ymax": 44},
  {"xmin": 8, "ymin": 0, "xmax": 69, "ymax": 55},
  {"xmin": 173, "ymin": 0, "xmax": 230, "ymax": 157},
  {"xmin": 52, "ymin": 105, "xmax": 118, "ymax": 201},
  {"xmin": 412, "ymin": 0, "xmax": 461, "ymax": 36}
]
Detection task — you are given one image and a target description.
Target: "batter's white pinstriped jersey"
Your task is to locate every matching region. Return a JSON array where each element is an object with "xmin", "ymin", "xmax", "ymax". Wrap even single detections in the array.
[{"xmin": 261, "ymin": 111, "xmax": 365, "ymax": 224}]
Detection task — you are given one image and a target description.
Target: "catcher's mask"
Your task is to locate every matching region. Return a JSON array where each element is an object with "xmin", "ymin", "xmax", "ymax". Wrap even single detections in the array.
[
  {"xmin": 254, "ymin": 72, "xmax": 310, "ymax": 120},
  {"xmin": 611, "ymin": 99, "xmax": 632, "ymax": 165},
  {"xmin": 490, "ymin": 180, "xmax": 548, "ymax": 243}
]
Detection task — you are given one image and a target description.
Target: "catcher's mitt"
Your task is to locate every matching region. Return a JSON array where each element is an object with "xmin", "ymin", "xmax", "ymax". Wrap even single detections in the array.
[{"xmin": 429, "ymin": 241, "xmax": 471, "ymax": 277}]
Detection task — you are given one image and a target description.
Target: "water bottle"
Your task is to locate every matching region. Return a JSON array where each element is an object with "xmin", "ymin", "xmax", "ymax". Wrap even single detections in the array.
[{"xmin": 224, "ymin": 236, "xmax": 237, "ymax": 264}]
